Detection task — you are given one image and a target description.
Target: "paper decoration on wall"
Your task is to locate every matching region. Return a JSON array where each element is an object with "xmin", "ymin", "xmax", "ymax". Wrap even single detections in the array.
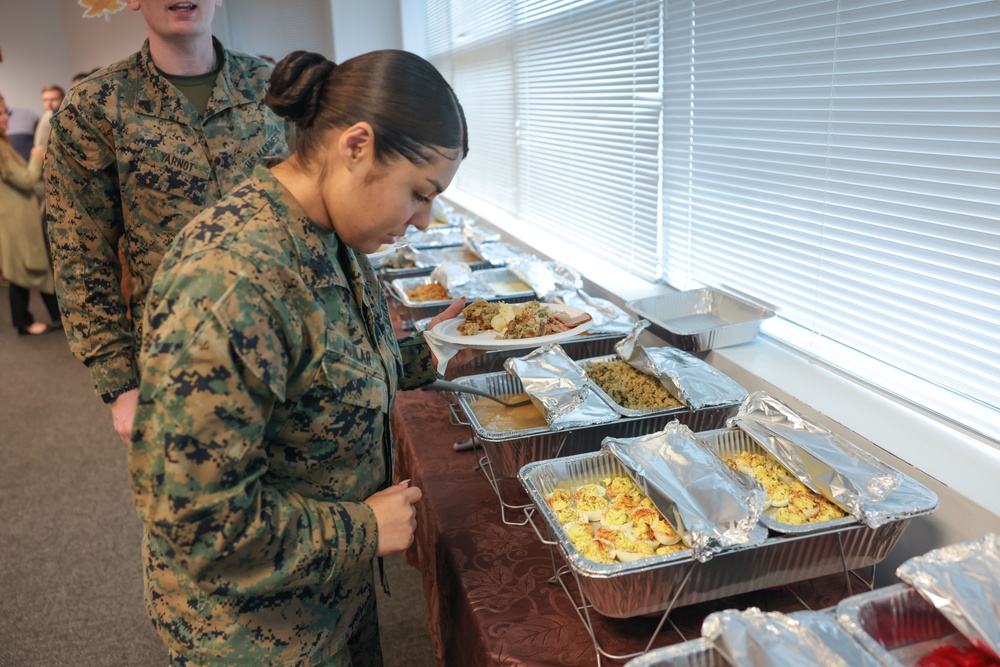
[{"xmin": 79, "ymin": 0, "xmax": 127, "ymax": 21}]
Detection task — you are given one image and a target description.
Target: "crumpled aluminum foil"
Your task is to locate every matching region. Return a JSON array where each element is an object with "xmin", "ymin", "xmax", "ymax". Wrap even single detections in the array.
[
  {"xmin": 601, "ymin": 421, "xmax": 767, "ymax": 562},
  {"xmin": 470, "ymin": 241, "xmax": 536, "ymax": 267},
  {"xmin": 428, "ymin": 262, "xmax": 494, "ymax": 299},
  {"xmin": 616, "ymin": 321, "xmax": 748, "ymax": 409},
  {"xmin": 702, "ymin": 608, "xmax": 881, "ymax": 667},
  {"xmin": 509, "ymin": 260, "xmax": 583, "ymax": 299},
  {"xmin": 896, "ymin": 532, "xmax": 1000, "ymax": 660},
  {"xmin": 730, "ymin": 391, "xmax": 910, "ymax": 528},
  {"xmin": 387, "ymin": 245, "xmax": 440, "ymax": 269},
  {"xmin": 504, "ymin": 344, "xmax": 619, "ymax": 430},
  {"xmin": 461, "ymin": 223, "xmax": 501, "ymax": 247},
  {"xmin": 548, "ymin": 289, "xmax": 635, "ymax": 334}
]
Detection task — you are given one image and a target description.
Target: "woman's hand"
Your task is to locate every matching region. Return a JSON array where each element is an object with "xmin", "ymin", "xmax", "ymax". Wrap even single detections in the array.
[
  {"xmin": 29, "ymin": 146, "xmax": 45, "ymax": 162},
  {"xmin": 365, "ymin": 480, "xmax": 423, "ymax": 556},
  {"xmin": 427, "ymin": 297, "xmax": 484, "ymax": 376},
  {"xmin": 110, "ymin": 388, "xmax": 140, "ymax": 446}
]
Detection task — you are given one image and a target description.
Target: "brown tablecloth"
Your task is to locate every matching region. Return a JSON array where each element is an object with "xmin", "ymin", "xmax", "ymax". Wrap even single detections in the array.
[{"xmin": 391, "ymin": 389, "xmax": 855, "ymax": 666}]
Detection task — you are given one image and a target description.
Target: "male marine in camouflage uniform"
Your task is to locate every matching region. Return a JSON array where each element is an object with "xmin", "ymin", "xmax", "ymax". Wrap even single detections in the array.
[
  {"xmin": 131, "ymin": 164, "xmax": 437, "ymax": 666},
  {"xmin": 46, "ymin": 5, "xmax": 287, "ymax": 439}
]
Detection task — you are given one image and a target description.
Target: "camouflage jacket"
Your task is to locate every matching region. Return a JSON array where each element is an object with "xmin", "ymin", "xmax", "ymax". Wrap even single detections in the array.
[
  {"xmin": 131, "ymin": 165, "xmax": 437, "ymax": 666},
  {"xmin": 46, "ymin": 38, "xmax": 288, "ymax": 397}
]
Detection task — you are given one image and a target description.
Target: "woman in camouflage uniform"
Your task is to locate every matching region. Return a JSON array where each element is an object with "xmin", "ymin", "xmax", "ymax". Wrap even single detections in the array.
[{"xmin": 130, "ymin": 50, "xmax": 467, "ymax": 666}]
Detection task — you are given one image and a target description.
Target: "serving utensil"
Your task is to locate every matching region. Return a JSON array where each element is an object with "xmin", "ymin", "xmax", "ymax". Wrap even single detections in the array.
[{"xmin": 425, "ymin": 379, "xmax": 532, "ymax": 407}]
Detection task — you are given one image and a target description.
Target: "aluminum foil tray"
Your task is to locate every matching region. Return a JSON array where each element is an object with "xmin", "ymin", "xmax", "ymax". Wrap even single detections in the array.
[
  {"xmin": 626, "ymin": 288, "xmax": 775, "ymax": 352},
  {"xmin": 388, "ymin": 275, "xmax": 536, "ymax": 323},
  {"xmin": 577, "ymin": 354, "xmax": 691, "ymax": 418},
  {"xmin": 468, "ymin": 267, "xmax": 535, "ymax": 298},
  {"xmin": 700, "ymin": 427, "xmax": 858, "ymax": 535},
  {"xmin": 453, "ymin": 371, "xmax": 738, "ymax": 478},
  {"xmin": 378, "ymin": 247, "xmax": 489, "ymax": 278},
  {"xmin": 837, "ymin": 583, "xmax": 973, "ymax": 667},
  {"xmin": 448, "ymin": 333, "xmax": 626, "ymax": 377},
  {"xmin": 624, "ymin": 639, "xmax": 724, "ymax": 667},
  {"xmin": 519, "ymin": 450, "xmax": 915, "ymax": 618},
  {"xmin": 404, "ymin": 227, "xmax": 467, "ymax": 248}
]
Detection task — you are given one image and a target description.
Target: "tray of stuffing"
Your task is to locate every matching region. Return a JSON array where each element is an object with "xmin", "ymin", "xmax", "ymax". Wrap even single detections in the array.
[{"xmin": 626, "ymin": 288, "xmax": 775, "ymax": 352}]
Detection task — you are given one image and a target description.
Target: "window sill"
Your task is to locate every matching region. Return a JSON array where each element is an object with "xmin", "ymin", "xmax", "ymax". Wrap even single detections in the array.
[{"xmin": 450, "ymin": 192, "xmax": 1000, "ymax": 518}]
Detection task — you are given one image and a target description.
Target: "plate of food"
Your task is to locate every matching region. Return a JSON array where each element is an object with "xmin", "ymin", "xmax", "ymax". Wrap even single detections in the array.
[
  {"xmin": 429, "ymin": 299, "xmax": 594, "ymax": 350},
  {"xmin": 366, "ymin": 243, "xmax": 400, "ymax": 264}
]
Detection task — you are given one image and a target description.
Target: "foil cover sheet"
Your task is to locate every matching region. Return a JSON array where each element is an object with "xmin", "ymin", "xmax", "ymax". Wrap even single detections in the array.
[
  {"xmin": 460, "ymin": 224, "xmax": 501, "ymax": 247},
  {"xmin": 617, "ymin": 321, "xmax": 748, "ymax": 410},
  {"xmin": 385, "ymin": 245, "xmax": 443, "ymax": 269},
  {"xmin": 701, "ymin": 608, "xmax": 881, "ymax": 667},
  {"xmin": 510, "ymin": 260, "xmax": 584, "ymax": 299},
  {"xmin": 601, "ymin": 421, "xmax": 767, "ymax": 562},
  {"xmin": 504, "ymin": 344, "xmax": 618, "ymax": 430},
  {"xmin": 428, "ymin": 262, "xmax": 494, "ymax": 299},
  {"xmin": 550, "ymin": 289, "xmax": 635, "ymax": 334},
  {"xmin": 730, "ymin": 391, "xmax": 924, "ymax": 528},
  {"xmin": 469, "ymin": 241, "xmax": 536, "ymax": 266},
  {"xmin": 896, "ymin": 532, "xmax": 1000, "ymax": 660}
]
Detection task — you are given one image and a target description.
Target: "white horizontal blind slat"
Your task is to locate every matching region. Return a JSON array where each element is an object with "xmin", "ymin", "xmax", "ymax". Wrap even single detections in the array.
[{"xmin": 664, "ymin": 0, "xmax": 1000, "ymax": 440}]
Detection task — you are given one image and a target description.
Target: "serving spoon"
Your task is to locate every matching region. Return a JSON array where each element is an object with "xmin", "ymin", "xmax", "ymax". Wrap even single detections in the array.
[{"xmin": 424, "ymin": 379, "xmax": 532, "ymax": 407}]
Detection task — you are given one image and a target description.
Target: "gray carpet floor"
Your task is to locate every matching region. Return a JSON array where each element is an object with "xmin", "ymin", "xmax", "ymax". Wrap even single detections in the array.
[{"xmin": 0, "ymin": 286, "xmax": 436, "ymax": 667}]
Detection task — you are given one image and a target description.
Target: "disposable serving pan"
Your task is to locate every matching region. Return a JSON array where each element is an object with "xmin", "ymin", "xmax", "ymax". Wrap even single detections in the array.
[
  {"xmin": 519, "ymin": 450, "xmax": 917, "ymax": 618},
  {"xmin": 837, "ymin": 583, "xmax": 973, "ymax": 667},
  {"xmin": 701, "ymin": 427, "xmax": 858, "ymax": 535},
  {"xmin": 378, "ymin": 246, "xmax": 489, "ymax": 278},
  {"xmin": 387, "ymin": 275, "xmax": 536, "ymax": 323},
  {"xmin": 453, "ymin": 371, "xmax": 739, "ymax": 478},
  {"xmin": 626, "ymin": 288, "xmax": 775, "ymax": 352},
  {"xmin": 449, "ymin": 332, "xmax": 627, "ymax": 377},
  {"xmin": 624, "ymin": 639, "xmax": 723, "ymax": 667},
  {"xmin": 576, "ymin": 354, "xmax": 694, "ymax": 419}
]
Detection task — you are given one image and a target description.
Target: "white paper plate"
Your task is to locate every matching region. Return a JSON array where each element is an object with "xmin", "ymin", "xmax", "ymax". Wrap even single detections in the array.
[
  {"xmin": 428, "ymin": 303, "xmax": 593, "ymax": 350},
  {"xmin": 366, "ymin": 244, "xmax": 398, "ymax": 264}
]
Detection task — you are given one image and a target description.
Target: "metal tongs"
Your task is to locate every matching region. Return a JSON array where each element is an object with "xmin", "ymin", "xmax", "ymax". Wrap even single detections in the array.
[{"xmin": 424, "ymin": 379, "xmax": 532, "ymax": 407}]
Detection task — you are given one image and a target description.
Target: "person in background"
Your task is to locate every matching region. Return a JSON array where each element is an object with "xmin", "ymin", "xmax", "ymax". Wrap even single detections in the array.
[
  {"xmin": 70, "ymin": 69, "xmax": 100, "ymax": 88},
  {"xmin": 4, "ymin": 106, "xmax": 39, "ymax": 162},
  {"xmin": 33, "ymin": 85, "xmax": 65, "ymax": 155},
  {"xmin": 131, "ymin": 49, "xmax": 468, "ymax": 666},
  {"xmin": 46, "ymin": 0, "xmax": 287, "ymax": 445},
  {"xmin": 0, "ymin": 95, "xmax": 61, "ymax": 335}
]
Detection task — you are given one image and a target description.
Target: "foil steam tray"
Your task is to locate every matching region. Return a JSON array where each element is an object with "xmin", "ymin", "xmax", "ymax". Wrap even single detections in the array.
[
  {"xmin": 577, "ymin": 354, "xmax": 693, "ymax": 419},
  {"xmin": 701, "ymin": 427, "xmax": 859, "ymax": 536},
  {"xmin": 626, "ymin": 288, "xmax": 775, "ymax": 352},
  {"xmin": 519, "ymin": 450, "xmax": 916, "ymax": 618},
  {"xmin": 453, "ymin": 371, "xmax": 739, "ymax": 478},
  {"xmin": 837, "ymin": 583, "xmax": 975, "ymax": 667},
  {"xmin": 624, "ymin": 638, "xmax": 724, "ymax": 667},
  {"xmin": 377, "ymin": 246, "xmax": 490, "ymax": 278}
]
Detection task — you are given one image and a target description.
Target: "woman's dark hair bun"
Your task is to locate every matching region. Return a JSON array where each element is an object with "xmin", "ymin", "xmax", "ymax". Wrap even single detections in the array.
[{"xmin": 265, "ymin": 51, "xmax": 337, "ymax": 129}]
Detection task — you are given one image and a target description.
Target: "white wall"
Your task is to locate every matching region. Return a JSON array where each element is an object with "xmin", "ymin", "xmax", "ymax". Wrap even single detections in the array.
[
  {"xmin": 0, "ymin": 0, "xmax": 401, "ymax": 114},
  {"xmin": 330, "ymin": 0, "xmax": 402, "ymax": 63}
]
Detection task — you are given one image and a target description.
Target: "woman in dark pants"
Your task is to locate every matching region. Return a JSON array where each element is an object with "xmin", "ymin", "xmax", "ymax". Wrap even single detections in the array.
[{"xmin": 0, "ymin": 94, "xmax": 61, "ymax": 335}]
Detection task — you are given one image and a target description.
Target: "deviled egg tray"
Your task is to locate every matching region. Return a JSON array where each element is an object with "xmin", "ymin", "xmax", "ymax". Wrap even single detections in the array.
[{"xmin": 518, "ymin": 436, "xmax": 935, "ymax": 619}]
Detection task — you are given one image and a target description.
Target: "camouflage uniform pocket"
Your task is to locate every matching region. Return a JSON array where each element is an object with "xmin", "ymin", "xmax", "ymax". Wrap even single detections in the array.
[{"xmin": 319, "ymin": 336, "xmax": 389, "ymax": 413}]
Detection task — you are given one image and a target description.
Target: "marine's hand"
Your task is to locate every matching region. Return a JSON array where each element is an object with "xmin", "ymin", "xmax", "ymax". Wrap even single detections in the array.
[
  {"xmin": 110, "ymin": 388, "xmax": 140, "ymax": 446},
  {"xmin": 365, "ymin": 480, "xmax": 423, "ymax": 556},
  {"xmin": 427, "ymin": 297, "xmax": 484, "ymax": 376},
  {"xmin": 29, "ymin": 146, "xmax": 45, "ymax": 161}
]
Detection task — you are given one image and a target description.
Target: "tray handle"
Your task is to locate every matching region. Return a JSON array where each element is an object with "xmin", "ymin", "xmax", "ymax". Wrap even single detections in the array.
[
  {"xmin": 524, "ymin": 507, "xmax": 560, "ymax": 547},
  {"xmin": 446, "ymin": 400, "xmax": 470, "ymax": 427}
]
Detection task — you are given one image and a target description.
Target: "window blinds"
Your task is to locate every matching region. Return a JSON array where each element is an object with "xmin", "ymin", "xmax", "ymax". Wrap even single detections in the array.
[
  {"xmin": 663, "ymin": 0, "xmax": 1000, "ymax": 440},
  {"xmin": 426, "ymin": 0, "xmax": 663, "ymax": 280},
  {"xmin": 422, "ymin": 0, "xmax": 1000, "ymax": 443}
]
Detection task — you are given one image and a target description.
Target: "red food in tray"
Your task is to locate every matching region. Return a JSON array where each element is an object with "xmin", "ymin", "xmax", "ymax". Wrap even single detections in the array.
[{"xmin": 918, "ymin": 645, "xmax": 1000, "ymax": 667}]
